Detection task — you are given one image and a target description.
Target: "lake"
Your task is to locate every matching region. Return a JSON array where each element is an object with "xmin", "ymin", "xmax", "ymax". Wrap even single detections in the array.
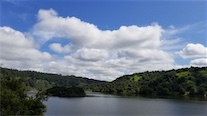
[{"xmin": 44, "ymin": 92, "xmax": 207, "ymax": 116}]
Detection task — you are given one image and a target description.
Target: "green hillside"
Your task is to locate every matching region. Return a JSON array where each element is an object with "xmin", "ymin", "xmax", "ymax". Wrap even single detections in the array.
[
  {"xmin": 1, "ymin": 66, "xmax": 207, "ymax": 97},
  {"xmin": 84, "ymin": 67, "xmax": 207, "ymax": 97},
  {"xmin": 0, "ymin": 67, "xmax": 105, "ymax": 91}
]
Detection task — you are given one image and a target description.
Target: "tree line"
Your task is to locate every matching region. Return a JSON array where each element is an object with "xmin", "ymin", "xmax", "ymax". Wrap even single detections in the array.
[
  {"xmin": 84, "ymin": 67, "xmax": 207, "ymax": 97},
  {"xmin": 46, "ymin": 86, "xmax": 86, "ymax": 97},
  {"xmin": 0, "ymin": 67, "xmax": 105, "ymax": 91}
]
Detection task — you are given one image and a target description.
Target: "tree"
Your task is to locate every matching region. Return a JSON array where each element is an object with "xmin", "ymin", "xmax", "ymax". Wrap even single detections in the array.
[
  {"xmin": 0, "ymin": 76, "xmax": 46, "ymax": 115},
  {"xmin": 46, "ymin": 86, "xmax": 86, "ymax": 97}
]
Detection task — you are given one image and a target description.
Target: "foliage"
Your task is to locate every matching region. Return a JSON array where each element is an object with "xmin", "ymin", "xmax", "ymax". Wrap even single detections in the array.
[
  {"xmin": 176, "ymin": 71, "xmax": 190, "ymax": 78},
  {"xmin": 0, "ymin": 75, "xmax": 46, "ymax": 115},
  {"xmin": 1, "ymin": 66, "xmax": 206, "ymax": 98},
  {"xmin": 46, "ymin": 86, "xmax": 86, "ymax": 97},
  {"xmin": 130, "ymin": 75, "xmax": 142, "ymax": 81},
  {"xmin": 0, "ymin": 67, "xmax": 105, "ymax": 90},
  {"xmin": 84, "ymin": 67, "xmax": 207, "ymax": 97}
]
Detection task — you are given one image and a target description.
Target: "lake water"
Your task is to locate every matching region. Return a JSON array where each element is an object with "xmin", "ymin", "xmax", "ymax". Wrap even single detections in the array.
[{"xmin": 44, "ymin": 92, "xmax": 207, "ymax": 116}]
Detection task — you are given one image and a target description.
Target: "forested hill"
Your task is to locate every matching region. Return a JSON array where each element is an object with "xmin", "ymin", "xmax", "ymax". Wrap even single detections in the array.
[
  {"xmin": 84, "ymin": 67, "xmax": 207, "ymax": 97},
  {"xmin": 0, "ymin": 67, "xmax": 105, "ymax": 90},
  {"xmin": 1, "ymin": 66, "xmax": 207, "ymax": 97}
]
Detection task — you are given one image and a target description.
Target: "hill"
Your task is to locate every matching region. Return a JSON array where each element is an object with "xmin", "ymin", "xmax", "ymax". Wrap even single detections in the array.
[
  {"xmin": 0, "ymin": 67, "xmax": 105, "ymax": 91},
  {"xmin": 1, "ymin": 66, "xmax": 207, "ymax": 97},
  {"xmin": 84, "ymin": 67, "xmax": 207, "ymax": 97}
]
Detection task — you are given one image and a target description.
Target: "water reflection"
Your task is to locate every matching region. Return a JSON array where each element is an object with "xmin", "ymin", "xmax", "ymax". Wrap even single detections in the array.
[{"xmin": 44, "ymin": 92, "xmax": 207, "ymax": 115}]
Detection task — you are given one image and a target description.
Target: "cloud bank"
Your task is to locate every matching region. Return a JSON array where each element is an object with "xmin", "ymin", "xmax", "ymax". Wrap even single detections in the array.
[{"xmin": 33, "ymin": 9, "xmax": 163, "ymax": 50}]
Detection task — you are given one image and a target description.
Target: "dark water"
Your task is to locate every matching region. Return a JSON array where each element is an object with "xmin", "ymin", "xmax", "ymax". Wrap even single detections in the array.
[{"xmin": 44, "ymin": 92, "xmax": 207, "ymax": 116}]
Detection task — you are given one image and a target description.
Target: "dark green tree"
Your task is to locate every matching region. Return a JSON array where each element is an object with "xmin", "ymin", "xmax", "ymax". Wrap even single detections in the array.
[{"xmin": 0, "ymin": 76, "xmax": 46, "ymax": 115}]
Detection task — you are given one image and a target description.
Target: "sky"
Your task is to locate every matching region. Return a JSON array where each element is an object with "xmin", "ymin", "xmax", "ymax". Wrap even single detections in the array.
[{"xmin": 0, "ymin": 0, "xmax": 207, "ymax": 81}]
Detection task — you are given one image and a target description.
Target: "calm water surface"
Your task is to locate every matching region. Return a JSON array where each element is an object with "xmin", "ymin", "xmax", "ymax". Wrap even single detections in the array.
[{"xmin": 44, "ymin": 92, "xmax": 207, "ymax": 116}]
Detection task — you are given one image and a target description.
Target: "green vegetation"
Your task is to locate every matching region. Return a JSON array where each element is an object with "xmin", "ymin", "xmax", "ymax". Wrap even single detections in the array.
[
  {"xmin": 0, "ymin": 75, "xmax": 46, "ymax": 115},
  {"xmin": 46, "ymin": 86, "xmax": 86, "ymax": 97},
  {"xmin": 130, "ymin": 75, "xmax": 142, "ymax": 81},
  {"xmin": 0, "ymin": 67, "xmax": 105, "ymax": 91},
  {"xmin": 0, "ymin": 66, "xmax": 206, "ymax": 115},
  {"xmin": 84, "ymin": 67, "xmax": 207, "ymax": 97},
  {"xmin": 1, "ymin": 66, "xmax": 206, "ymax": 105},
  {"xmin": 0, "ymin": 67, "xmax": 105, "ymax": 115},
  {"xmin": 176, "ymin": 71, "xmax": 190, "ymax": 78}
]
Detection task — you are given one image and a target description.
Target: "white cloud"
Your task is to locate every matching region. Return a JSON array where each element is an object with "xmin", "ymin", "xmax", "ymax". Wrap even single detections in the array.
[
  {"xmin": 31, "ymin": 9, "xmax": 180, "ymax": 81},
  {"xmin": 0, "ymin": 26, "xmax": 52, "ymax": 69},
  {"xmin": 177, "ymin": 43, "xmax": 207, "ymax": 58},
  {"xmin": 65, "ymin": 48, "xmax": 109, "ymax": 62},
  {"xmin": 190, "ymin": 58, "xmax": 207, "ymax": 66},
  {"xmin": 49, "ymin": 43, "xmax": 73, "ymax": 53},
  {"xmin": 33, "ymin": 9, "xmax": 163, "ymax": 50},
  {"xmin": 117, "ymin": 49, "xmax": 173, "ymax": 62},
  {"xmin": 0, "ymin": 26, "xmax": 34, "ymax": 48}
]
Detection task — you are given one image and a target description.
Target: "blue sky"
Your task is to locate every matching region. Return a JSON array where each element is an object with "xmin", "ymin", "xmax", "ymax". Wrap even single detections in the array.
[
  {"xmin": 1, "ymin": 1, "xmax": 206, "ymax": 30},
  {"xmin": 0, "ymin": 0, "xmax": 206, "ymax": 81}
]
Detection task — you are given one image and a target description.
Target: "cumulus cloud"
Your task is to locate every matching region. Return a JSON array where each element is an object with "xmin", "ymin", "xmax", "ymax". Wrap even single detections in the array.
[
  {"xmin": 1, "ymin": 9, "xmax": 190, "ymax": 81},
  {"xmin": 190, "ymin": 58, "xmax": 207, "ymax": 66},
  {"xmin": 177, "ymin": 43, "xmax": 207, "ymax": 58},
  {"xmin": 33, "ymin": 9, "xmax": 163, "ymax": 50},
  {"xmin": 65, "ymin": 48, "xmax": 109, "ymax": 62},
  {"xmin": 49, "ymin": 43, "xmax": 73, "ymax": 53},
  {"xmin": 0, "ymin": 26, "xmax": 52, "ymax": 70},
  {"xmin": 0, "ymin": 26, "xmax": 52, "ymax": 61},
  {"xmin": 117, "ymin": 49, "xmax": 173, "ymax": 62},
  {"xmin": 31, "ymin": 9, "xmax": 178, "ymax": 81}
]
